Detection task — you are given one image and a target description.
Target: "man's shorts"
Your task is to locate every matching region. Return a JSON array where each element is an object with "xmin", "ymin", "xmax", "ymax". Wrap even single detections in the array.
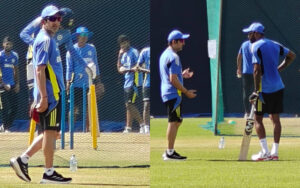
[
  {"xmin": 39, "ymin": 99, "xmax": 61, "ymax": 131},
  {"xmin": 143, "ymin": 87, "xmax": 150, "ymax": 102},
  {"xmin": 164, "ymin": 98, "xmax": 182, "ymax": 123},
  {"xmin": 124, "ymin": 87, "xmax": 137, "ymax": 104},
  {"xmin": 255, "ymin": 89, "xmax": 283, "ymax": 115}
]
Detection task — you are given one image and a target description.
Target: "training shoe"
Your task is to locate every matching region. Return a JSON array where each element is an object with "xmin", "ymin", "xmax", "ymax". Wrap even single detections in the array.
[
  {"xmin": 162, "ymin": 150, "xmax": 187, "ymax": 161},
  {"xmin": 144, "ymin": 125, "xmax": 150, "ymax": 134},
  {"xmin": 123, "ymin": 127, "xmax": 132, "ymax": 133},
  {"xmin": 270, "ymin": 153, "xmax": 279, "ymax": 161},
  {"xmin": 139, "ymin": 126, "xmax": 145, "ymax": 134},
  {"xmin": 10, "ymin": 157, "xmax": 31, "ymax": 182},
  {"xmin": 251, "ymin": 151, "xmax": 271, "ymax": 161},
  {"xmin": 40, "ymin": 170, "xmax": 72, "ymax": 184}
]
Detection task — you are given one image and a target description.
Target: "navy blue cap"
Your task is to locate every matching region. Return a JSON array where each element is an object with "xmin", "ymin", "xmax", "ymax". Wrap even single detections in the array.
[
  {"xmin": 243, "ymin": 22, "xmax": 265, "ymax": 34},
  {"xmin": 168, "ymin": 29, "xmax": 190, "ymax": 42}
]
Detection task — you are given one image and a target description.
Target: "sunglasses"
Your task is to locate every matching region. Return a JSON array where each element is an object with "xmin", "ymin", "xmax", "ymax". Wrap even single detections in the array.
[
  {"xmin": 46, "ymin": 16, "xmax": 62, "ymax": 22},
  {"xmin": 79, "ymin": 33, "xmax": 89, "ymax": 37}
]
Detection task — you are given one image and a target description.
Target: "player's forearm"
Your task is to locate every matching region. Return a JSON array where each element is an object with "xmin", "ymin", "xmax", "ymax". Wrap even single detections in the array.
[
  {"xmin": 170, "ymin": 75, "xmax": 188, "ymax": 94},
  {"xmin": 237, "ymin": 54, "xmax": 242, "ymax": 72},
  {"xmin": 36, "ymin": 65, "xmax": 47, "ymax": 98},
  {"xmin": 253, "ymin": 65, "xmax": 261, "ymax": 92},
  {"xmin": 14, "ymin": 66, "xmax": 20, "ymax": 85},
  {"xmin": 278, "ymin": 51, "xmax": 296, "ymax": 72}
]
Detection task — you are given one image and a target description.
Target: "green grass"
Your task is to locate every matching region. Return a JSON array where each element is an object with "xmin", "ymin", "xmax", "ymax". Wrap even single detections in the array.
[{"xmin": 151, "ymin": 118, "xmax": 300, "ymax": 188}]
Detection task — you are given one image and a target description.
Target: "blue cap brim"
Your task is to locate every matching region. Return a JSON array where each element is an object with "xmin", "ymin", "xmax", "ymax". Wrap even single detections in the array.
[
  {"xmin": 242, "ymin": 28, "xmax": 251, "ymax": 33},
  {"xmin": 182, "ymin": 34, "xmax": 190, "ymax": 39}
]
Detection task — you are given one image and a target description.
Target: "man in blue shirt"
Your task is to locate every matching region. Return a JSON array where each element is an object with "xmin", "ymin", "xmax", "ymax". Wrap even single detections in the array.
[
  {"xmin": 137, "ymin": 47, "xmax": 150, "ymax": 134},
  {"xmin": 10, "ymin": 5, "xmax": 72, "ymax": 184},
  {"xmin": 117, "ymin": 35, "xmax": 143, "ymax": 133},
  {"xmin": 237, "ymin": 25, "xmax": 256, "ymax": 119},
  {"xmin": 246, "ymin": 23, "xmax": 296, "ymax": 161},
  {"xmin": 66, "ymin": 26, "xmax": 103, "ymax": 131},
  {"xmin": 159, "ymin": 30, "xmax": 196, "ymax": 161},
  {"xmin": 0, "ymin": 36, "xmax": 20, "ymax": 132}
]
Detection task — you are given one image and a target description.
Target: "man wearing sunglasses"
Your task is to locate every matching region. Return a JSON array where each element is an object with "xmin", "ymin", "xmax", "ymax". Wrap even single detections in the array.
[
  {"xmin": 66, "ymin": 26, "xmax": 103, "ymax": 132},
  {"xmin": 160, "ymin": 29, "xmax": 196, "ymax": 161},
  {"xmin": 10, "ymin": 5, "xmax": 72, "ymax": 184}
]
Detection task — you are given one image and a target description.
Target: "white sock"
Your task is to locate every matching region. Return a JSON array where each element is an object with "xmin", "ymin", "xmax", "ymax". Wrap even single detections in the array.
[
  {"xmin": 45, "ymin": 167, "xmax": 54, "ymax": 176},
  {"xmin": 259, "ymin": 138, "xmax": 269, "ymax": 153},
  {"xmin": 271, "ymin": 143, "xmax": 279, "ymax": 155},
  {"xmin": 20, "ymin": 154, "xmax": 30, "ymax": 164},
  {"xmin": 167, "ymin": 149, "xmax": 174, "ymax": 155}
]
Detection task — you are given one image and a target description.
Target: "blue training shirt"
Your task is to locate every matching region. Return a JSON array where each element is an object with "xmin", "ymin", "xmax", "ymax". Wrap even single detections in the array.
[
  {"xmin": 66, "ymin": 43, "xmax": 100, "ymax": 88},
  {"xmin": 137, "ymin": 47, "xmax": 150, "ymax": 88},
  {"xmin": 120, "ymin": 47, "xmax": 140, "ymax": 89},
  {"xmin": 159, "ymin": 46, "xmax": 183, "ymax": 102},
  {"xmin": 238, "ymin": 40, "xmax": 253, "ymax": 74},
  {"xmin": 0, "ymin": 50, "xmax": 19, "ymax": 86},
  {"xmin": 251, "ymin": 38, "xmax": 289, "ymax": 93},
  {"xmin": 20, "ymin": 17, "xmax": 88, "ymax": 67},
  {"xmin": 32, "ymin": 28, "xmax": 64, "ymax": 106}
]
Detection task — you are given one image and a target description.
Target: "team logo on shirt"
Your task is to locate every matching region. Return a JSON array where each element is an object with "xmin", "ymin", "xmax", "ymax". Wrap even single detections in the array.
[
  {"xmin": 12, "ymin": 59, "xmax": 15, "ymax": 63},
  {"xmin": 57, "ymin": 35, "xmax": 63, "ymax": 41},
  {"xmin": 88, "ymin": 51, "xmax": 92, "ymax": 56},
  {"xmin": 57, "ymin": 56, "xmax": 62, "ymax": 63}
]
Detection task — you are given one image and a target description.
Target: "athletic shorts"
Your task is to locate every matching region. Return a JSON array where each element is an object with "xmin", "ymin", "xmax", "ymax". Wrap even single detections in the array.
[
  {"xmin": 164, "ymin": 98, "xmax": 182, "ymax": 123},
  {"xmin": 255, "ymin": 89, "xmax": 283, "ymax": 115},
  {"xmin": 143, "ymin": 87, "xmax": 150, "ymax": 101},
  {"xmin": 39, "ymin": 98, "xmax": 61, "ymax": 131},
  {"xmin": 124, "ymin": 87, "xmax": 137, "ymax": 104}
]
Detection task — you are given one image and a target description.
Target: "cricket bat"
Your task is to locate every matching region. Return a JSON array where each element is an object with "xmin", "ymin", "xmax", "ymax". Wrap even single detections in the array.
[{"xmin": 238, "ymin": 104, "xmax": 255, "ymax": 161}]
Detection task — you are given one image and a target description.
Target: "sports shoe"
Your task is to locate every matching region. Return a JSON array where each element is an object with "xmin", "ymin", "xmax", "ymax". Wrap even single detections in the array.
[
  {"xmin": 123, "ymin": 127, "xmax": 132, "ymax": 133},
  {"xmin": 139, "ymin": 126, "xmax": 145, "ymax": 134},
  {"xmin": 0, "ymin": 124, "xmax": 4, "ymax": 132},
  {"xmin": 270, "ymin": 153, "xmax": 279, "ymax": 161},
  {"xmin": 10, "ymin": 157, "xmax": 31, "ymax": 182},
  {"xmin": 162, "ymin": 150, "xmax": 187, "ymax": 161},
  {"xmin": 40, "ymin": 170, "xmax": 72, "ymax": 184},
  {"xmin": 251, "ymin": 151, "xmax": 271, "ymax": 161},
  {"xmin": 144, "ymin": 125, "xmax": 150, "ymax": 134}
]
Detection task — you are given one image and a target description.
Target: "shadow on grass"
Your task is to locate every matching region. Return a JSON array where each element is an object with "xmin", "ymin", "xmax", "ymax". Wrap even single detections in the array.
[{"xmin": 73, "ymin": 183, "xmax": 149, "ymax": 186}]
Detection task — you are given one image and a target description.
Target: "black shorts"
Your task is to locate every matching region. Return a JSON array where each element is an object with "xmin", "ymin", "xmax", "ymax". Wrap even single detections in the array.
[
  {"xmin": 165, "ymin": 98, "xmax": 182, "ymax": 123},
  {"xmin": 255, "ymin": 89, "xmax": 284, "ymax": 115},
  {"xmin": 39, "ymin": 99, "xmax": 61, "ymax": 131},
  {"xmin": 143, "ymin": 87, "xmax": 150, "ymax": 101},
  {"xmin": 124, "ymin": 87, "xmax": 137, "ymax": 104}
]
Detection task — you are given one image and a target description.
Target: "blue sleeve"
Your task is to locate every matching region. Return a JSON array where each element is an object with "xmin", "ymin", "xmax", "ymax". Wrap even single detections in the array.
[
  {"xmin": 238, "ymin": 44, "xmax": 243, "ymax": 55},
  {"xmin": 66, "ymin": 51, "xmax": 73, "ymax": 81},
  {"xmin": 92, "ymin": 47, "xmax": 100, "ymax": 75},
  {"xmin": 169, "ymin": 59, "xmax": 181, "ymax": 75},
  {"xmin": 35, "ymin": 39, "xmax": 50, "ymax": 66},
  {"xmin": 20, "ymin": 17, "xmax": 42, "ymax": 45}
]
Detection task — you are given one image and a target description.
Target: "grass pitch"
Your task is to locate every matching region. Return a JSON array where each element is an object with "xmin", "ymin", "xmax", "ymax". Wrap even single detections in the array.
[
  {"xmin": 0, "ymin": 132, "xmax": 149, "ymax": 187},
  {"xmin": 151, "ymin": 118, "xmax": 300, "ymax": 188}
]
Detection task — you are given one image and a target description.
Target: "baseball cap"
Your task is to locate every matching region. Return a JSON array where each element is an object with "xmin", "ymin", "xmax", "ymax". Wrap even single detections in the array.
[
  {"xmin": 167, "ymin": 29, "xmax": 190, "ymax": 42},
  {"xmin": 72, "ymin": 26, "xmax": 94, "ymax": 40},
  {"xmin": 242, "ymin": 22, "xmax": 265, "ymax": 34},
  {"xmin": 41, "ymin": 5, "xmax": 64, "ymax": 18}
]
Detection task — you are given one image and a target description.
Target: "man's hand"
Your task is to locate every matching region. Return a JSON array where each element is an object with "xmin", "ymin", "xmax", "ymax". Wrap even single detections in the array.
[
  {"xmin": 36, "ymin": 97, "xmax": 48, "ymax": 113},
  {"xmin": 249, "ymin": 92, "xmax": 259, "ymax": 104},
  {"xmin": 4, "ymin": 84, "xmax": 11, "ymax": 91},
  {"xmin": 236, "ymin": 69, "xmax": 242, "ymax": 78},
  {"xmin": 182, "ymin": 68, "xmax": 194, "ymax": 79},
  {"xmin": 184, "ymin": 89, "xmax": 197, "ymax": 99}
]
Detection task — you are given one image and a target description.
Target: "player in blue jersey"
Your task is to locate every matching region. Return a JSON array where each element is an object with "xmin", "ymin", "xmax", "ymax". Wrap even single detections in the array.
[
  {"xmin": 159, "ymin": 30, "xmax": 196, "ymax": 161},
  {"xmin": 0, "ymin": 36, "xmax": 20, "ymax": 132},
  {"xmin": 117, "ymin": 35, "xmax": 143, "ymax": 133},
  {"xmin": 245, "ymin": 22, "xmax": 296, "ymax": 161},
  {"xmin": 66, "ymin": 26, "xmax": 104, "ymax": 131},
  {"xmin": 10, "ymin": 5, "xmax": 72, "ymax": 184},
  {"xmin": 136, "ymin": 47, "xmax": 150, "ymax": 134},
  {"xmin": 237, "ymin": 26, "xmax": 256, "ymax": 119}
]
